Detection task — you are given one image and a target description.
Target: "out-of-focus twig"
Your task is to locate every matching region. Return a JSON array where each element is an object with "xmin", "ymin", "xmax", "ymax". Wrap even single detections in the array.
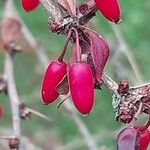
[
  {"xmin": 110, "ymin": 23, "xmax": 143, "ymax": 84},
  {"xmin": 23, "ymin": 107, "xmax": 52, "ymax": 123},
  {"xmin": 60, "ymin": 96, "xmax": 99, "ymax": 150},
  {"xmin": 4, "ymin": 52, "xmax": 21, "ymax": 148},
  {"xmin": 0, "ymin": 127, "xmax": 42, "ymax": 150}
]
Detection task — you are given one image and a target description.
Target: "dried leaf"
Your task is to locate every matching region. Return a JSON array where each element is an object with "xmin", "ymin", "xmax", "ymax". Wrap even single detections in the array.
[
  {"xmin": 117, "ymin": 128, "xmax": 139, "ymax": 150},
  {"xmin": 1, "ymin": 17, "xmax": 21, "ymax": 49},
  {"xmin": 57, "ymin": 0, "xmax": 76, "ymax": 16},
  {"xmin": 88, "ymin": 31, "xmax": 110, "ymax": 82},
  {"xmin": 56, "ymin": 75, "xmax": 69, "ymax": 95}
]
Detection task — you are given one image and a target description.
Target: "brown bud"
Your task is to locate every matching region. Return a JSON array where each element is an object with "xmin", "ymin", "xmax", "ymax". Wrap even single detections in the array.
[
  {"xmin": 117, "ymin": 80, "xmax": 129, "ymax": 94},
  {"xmin": 9, "ymin": 138, "xmax": 19, "ymax": 149},
  {"xmin": 0, "ymin": 74, "xmax": 7, "ymax": 94},
  {"xmin": 1, "ymin": 17, "xmax": 21, "ymax": 50},
  {"xmin": 19, "ymin": 102, "xmax": 31, "ymax": 119}
]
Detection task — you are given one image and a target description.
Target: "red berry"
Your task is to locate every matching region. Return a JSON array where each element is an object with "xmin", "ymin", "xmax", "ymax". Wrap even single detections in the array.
[
  {"xmin": 94, "ymin": 0, "xmax": 121, "ymax": 23},
  {"xmin": 21, "ymin": 0, "xmax": 40, "ymax": 12},
  {"xmin": 69, "ymin": 63, "xmax": 94, "ymax": 114},
  {"xmin": 117, "ymin": 126, "xmax": 150, "ymax": 150},
  {"xmin": 41, "ymin": 60, "xmax": 67, "ymax": 104},
  {"xmin": 134, "ymin": 126, "xmax": 150, "ymax": 150}
]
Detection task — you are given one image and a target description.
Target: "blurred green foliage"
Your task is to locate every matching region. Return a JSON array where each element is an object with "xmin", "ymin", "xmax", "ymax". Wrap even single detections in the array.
[{"xmin": 0, "ymin": 0, "xmax": 150, "ymax": 149}]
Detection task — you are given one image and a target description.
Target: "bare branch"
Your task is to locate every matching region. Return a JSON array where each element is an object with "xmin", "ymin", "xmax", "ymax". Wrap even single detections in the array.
[
  {"xmin": 102, "ymin": 73, "xmax": 118, "ymax": 94},
  {"xmin": 39, "ymin": 0, "xmax": 62, "ymax": 22},
  {"xmin": 4, "ymin": 52, "xmax": 21, "ymax": 148},
  {"xmin": 25, "ymin": 108, "xmax": 52, "ymax": 123}
]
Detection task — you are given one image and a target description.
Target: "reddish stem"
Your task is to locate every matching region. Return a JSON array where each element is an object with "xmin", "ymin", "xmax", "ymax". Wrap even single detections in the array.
[
  {"xmin": 140, "ymin": 119, "xmax": 150, "ymax": 132},
  {"xmin": 71, "ymin": 28, "xmax": 81, "ymax": 62},
  {"xmin": 58, "ymin": 29, "xmax": 73, "ymax": 62}
]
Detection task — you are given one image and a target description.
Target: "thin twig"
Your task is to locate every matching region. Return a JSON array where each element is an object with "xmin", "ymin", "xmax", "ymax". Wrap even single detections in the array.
[
  {"xmin": 0, "ymin": 135, "xmax": 15, "ymax": 140},
  {"xmin": 0, "ymin": 128, "xmax": 42, "ymax": 150},
  {"xmin": 102, "ymin": 73, "xmax": 118, "ymax": 94},
  {"xmin": 26, "ymin": 108, "xmax": 52, "ymax": 123},
  {"xmin": 60, "ymin": 96, "xmax": 98, "ymax": 150},
  {"xmin": 110, "ymin": 23, "xmax": 143, "ymax": 84},
  {"xmin": 4, "ymin": 52, "xmax": 21, "ymax": 148},
  {"xmin": 6, "ymin": 0, "xmax": 49, "ymax": 68}
]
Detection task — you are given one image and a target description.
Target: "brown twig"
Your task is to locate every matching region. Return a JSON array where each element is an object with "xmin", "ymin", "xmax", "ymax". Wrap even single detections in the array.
[{"xmin": 4, "ymin": 52, "xmax": 21, "ymax": 149}]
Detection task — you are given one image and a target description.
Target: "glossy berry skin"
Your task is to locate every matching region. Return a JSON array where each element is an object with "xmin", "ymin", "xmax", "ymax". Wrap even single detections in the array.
[
  {"xmin": 117, "ymin": 126, "xmax": 150, "ymax": 150},
  {"xmin": 94, "ymin": 0, "xmax": 120, "ymax": 23},
  {"xmin": 41, "ymin": 60, "xmax": 67, "ymax": 105},
  {"xmin": 21, "ymin": 0, "xmax": 40, "ymax": 12},
  {"xmin": 69, "ymin": 63, "xmax": 94, "ymax": 114},
  {"xmin": 134, "ymin": 126, "xmax": 150, "ymax": 150}
]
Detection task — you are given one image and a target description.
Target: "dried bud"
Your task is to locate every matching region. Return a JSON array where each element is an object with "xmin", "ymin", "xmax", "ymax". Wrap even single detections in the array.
[
  {"xmin": 0, "ymin": 75, "xmax": 7, "ymax": 94},
  {"xmin": 49, "ymin": 21, "xmax": 62, "ymax": 33},
  {"xmin": 117, "ymin": 80, "xmax": 129, "ymax": 94},
  {"xmin": 79, "ymin": 4, "xmax": 89, "ymax": 14},
  {"xmin": 1, "ymin": 17, "xmax": 21, "ymax": 50},
  {"xmin": 9, "ymin": 138, "xmax": 19, "ymax": 149},
  {"xmin": 118, "ymin": 108, "xmax": 134, "ymax": 124},
  {"xmin": 19, "ymin": 102, "xmax": 31, "ymax": 119}
]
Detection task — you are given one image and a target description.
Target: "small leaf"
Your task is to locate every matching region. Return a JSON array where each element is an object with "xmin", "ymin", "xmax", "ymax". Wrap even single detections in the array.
[
  {"xmin": 57, "ymin": 0, "xmax": 76, "ymax": 16},
  {"xmin": 117, "ymin": 127, "xmax": 140, "ymax": 150},
  {"xmin": 56, "ymin": 75, "xmax": 69, "ymax": 95},
  {"xmin": 88, "ymin": 31, "xmax": 110, "ymax": 82}
]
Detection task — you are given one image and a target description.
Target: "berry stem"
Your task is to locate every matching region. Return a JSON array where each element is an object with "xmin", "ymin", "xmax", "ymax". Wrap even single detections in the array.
[
  {"xmin": 58, "ymin": 29, "xmax": 72, "ymax": 62},
  {"xmin": 71, "ymin": 28, "xmax": 81, "ymax": 62}
]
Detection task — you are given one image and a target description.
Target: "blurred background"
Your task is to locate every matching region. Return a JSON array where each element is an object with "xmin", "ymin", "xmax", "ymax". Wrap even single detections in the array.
[{"xmin": 0, "ymin": 0, "xmax": 150, "ymax": 149}]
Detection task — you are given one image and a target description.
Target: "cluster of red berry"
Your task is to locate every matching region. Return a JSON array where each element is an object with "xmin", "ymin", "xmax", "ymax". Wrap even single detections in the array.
[
  {"xmin": 21, "ymin": 0, "xmax": 112, "ymax": 115},
  {"xmin": 21, "ymin": 0, "xmax": 150, "ymax": 149},
  {"xmin": 41, "ymin": 27, "xmax": 96, "ymax": 115},
  {"xmin": 40, "ymin": 21, "xmax": 110, "ymax": 114},
  {"xmin": 21, "ymin": 0, "xmax": 120, "ymax": 23}
]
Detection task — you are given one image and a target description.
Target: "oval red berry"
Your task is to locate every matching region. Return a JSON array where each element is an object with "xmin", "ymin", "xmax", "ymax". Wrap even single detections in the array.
[
  {"xmin": 21, "ymin": 0, "xmax": 40, "ymax": 12},
  {"xmin": 69, "ymin": 63, "xmax": 94, "ymax": 115},
  {"xmin": 134, "ymin": 126, "xmax": 150, "ymax": 150},
  {"xmin": 94, "ymin": 0, "xmax": 121, "ymax": 23},
  {"xmin": 41, "ymin": 60, "xmax": 67, "ymax": 105}
]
